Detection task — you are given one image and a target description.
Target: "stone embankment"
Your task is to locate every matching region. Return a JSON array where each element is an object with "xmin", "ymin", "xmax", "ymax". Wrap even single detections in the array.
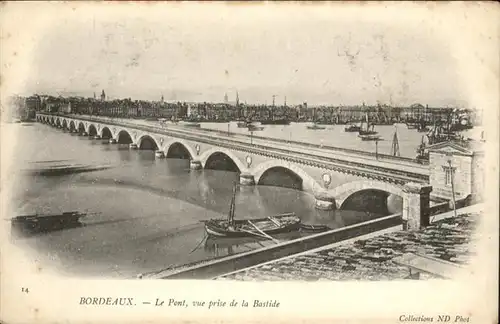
[{"xmin": 218, "ymin": 211, "xmax": 478, "ymax": 281}]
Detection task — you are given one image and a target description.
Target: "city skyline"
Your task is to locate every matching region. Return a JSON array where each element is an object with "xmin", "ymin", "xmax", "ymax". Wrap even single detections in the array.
[{"xmin": 5, "ymin": 3, "xmax": 472, "ymax": 107}]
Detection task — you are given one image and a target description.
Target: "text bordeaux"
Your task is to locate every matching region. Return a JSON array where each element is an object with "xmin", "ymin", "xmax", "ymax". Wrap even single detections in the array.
[{"xmin": 80, "ymin": 297, "xmax": 135, "ymax": 306}]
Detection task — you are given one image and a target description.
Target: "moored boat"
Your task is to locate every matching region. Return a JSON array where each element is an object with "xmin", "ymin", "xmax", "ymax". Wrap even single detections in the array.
[
  {"xmin": 26, "ymin": 163, "xmax": 111, "ymax": 176},
  {"xmin": 11, "ymin": 211, "xmax": 87, "ymax": 234},
  {"xmin": 358, "ymin": 113, "xmax": 378, "ymax": 135},
  {"xmin": 344, "ymin": 124, "xmax": 361, "ymax": 132},
  {"xmin": 155, "ymin": 150, "xmax": 165, "ymax": 158},
  {"xmin": 203, "ymin": 185, "xmax": 300, "ymax": 238},
  {"xmin": 306, "ymin": 123, "xmax": 326, "ymax": 130},
  {"xmin": 247, "ymin": 124, "xmax": 264, "ymax": 131},
  {"xmin": 237, "ymin": 119, "xmax": 252, "ymax": 128},
  {"xmin": 179, "ymin": 121, "xmax": 201, "ymax": 128},
  {"xmin": 129, "ymin": 143, "xmax": 138, "ymax": 150},
  {"xmin": 299, "ymin": 224, "xmax": 330, "ymax": 233},
  {"xmin": 359, "ymin": 134, "xmax": 381, "ymax": 141},
  {"xmin": 261, "ymin": 118, "xmax": 290, "ymax": 125}
]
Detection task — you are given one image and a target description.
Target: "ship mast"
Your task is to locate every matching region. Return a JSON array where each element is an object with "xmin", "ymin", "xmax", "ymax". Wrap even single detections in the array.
[{"xmin": 227, "ymin": 185, "xmax": 237, "ymax": 225}]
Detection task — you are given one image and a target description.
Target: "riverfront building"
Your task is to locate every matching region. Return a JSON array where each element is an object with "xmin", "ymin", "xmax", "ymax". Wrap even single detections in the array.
[
  {"xmin": 427, "ymin": 141, "xmax": 484, "ymax": 203},
  {"xmin": 19, "ymin": 92, "xmax": 480, "ymax": 127}
]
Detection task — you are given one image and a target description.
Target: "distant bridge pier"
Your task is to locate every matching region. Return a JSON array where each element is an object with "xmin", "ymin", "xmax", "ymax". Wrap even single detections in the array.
[
  {"xmin": 190, "ymin": 159, "xmax": 202, "ymax": 170},
  {"xmin": 402, "ymin": 182, "xmax": 432, "ymax": 230},
  {"xmin": 239, "ymin": 173, "xmax": 255, "ymax": 186},
  {"xmin": 314, "ymin": 191, "xmax": 337, "ymax": 210}
]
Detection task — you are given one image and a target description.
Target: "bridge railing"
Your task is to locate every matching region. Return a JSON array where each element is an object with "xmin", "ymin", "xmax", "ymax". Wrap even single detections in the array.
[
  {"xmin": 37, "ymin": 113, "xmax": 429, "ymax": 181},
  {"xmin": 41, "ymin": 113, "xmax": 425, "ymax": 165}
]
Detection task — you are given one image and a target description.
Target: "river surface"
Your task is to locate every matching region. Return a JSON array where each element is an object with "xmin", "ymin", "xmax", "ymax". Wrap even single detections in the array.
[
  {"xmin": 4, "ymin": 122, "xmax": 407, "ymax": 279},
  {"xmin": 201, "ymin": 121, "xmax": 424, "ymax": 158}
]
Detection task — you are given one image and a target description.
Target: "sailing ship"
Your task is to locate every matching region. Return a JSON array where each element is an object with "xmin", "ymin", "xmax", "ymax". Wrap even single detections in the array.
[
  {"xmin": 415, "ymin": 135, "xmax": 429, "ymax": 163},
  {"xmin": 203, "ymin": 185, "xmax": 301, "ymax": 238},
  {"xmin": 358, "ymin": 113, "xmax": 378, "ymax": 135}
]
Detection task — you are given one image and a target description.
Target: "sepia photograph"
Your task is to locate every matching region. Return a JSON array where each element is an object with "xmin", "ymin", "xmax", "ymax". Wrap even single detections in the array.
[{"xmin": 0, "ymin": 2, "xmax": 498, "ymax": 323}]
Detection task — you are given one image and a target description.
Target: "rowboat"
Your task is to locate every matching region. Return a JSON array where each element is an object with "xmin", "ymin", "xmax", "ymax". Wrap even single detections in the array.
[
  {"xmin": 203, "ymin": 185, "xmax": 301, "ymax": 238},
  {"xmin": 299, "ymin": 224, "xmax": 330, "ymax": 233}
]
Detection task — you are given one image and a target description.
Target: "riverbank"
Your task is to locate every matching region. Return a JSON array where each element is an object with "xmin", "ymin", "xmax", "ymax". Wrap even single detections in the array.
[{"xmin": 217, "ymin": 206, "xmax": 480, "ymax": 281}]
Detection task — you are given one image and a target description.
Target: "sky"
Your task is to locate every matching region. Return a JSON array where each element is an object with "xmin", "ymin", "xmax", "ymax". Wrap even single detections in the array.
[{"xmin": 10, "ymin": 3, "xmax": 470, "ymax": 106}]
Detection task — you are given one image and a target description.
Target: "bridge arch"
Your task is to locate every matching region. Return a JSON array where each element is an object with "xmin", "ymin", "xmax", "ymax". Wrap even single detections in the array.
[
  {"xmin": 330, "ymin": 180, "xmax": 404, "ymax": 211},
  {"xmin": 164, "ymin": 140, "xmax": 196, "ymax": 160},
  {"xmin": 200, "ymin": 148, "xmax": 246, "ymax": 173},
  {"xmin": 100, "ymin": 126, "xmax": 113, "ymax": 139},
  {"xmin": 252, "ymin": 160, "xmax": 322, "ymax": 192},
  {"xmin": 137, "ymin": 134, "xmax": 159, "ymax": 150},
  {"xmin": 116, "ymin": 130, "xmax": 133, "ymax": 144},
  {"xmin": 87, "ymin": 124, "xmax": 98, "ymax": 136},
  {"xmin": 62, "ymin": 119, "xmax": 68, "ymax": 129},
  {"xmin": 77, "ymin": 122, "xmax": 86, "ymax": 133},
  {"xmin": 69, "ymin": 121, "xmax": 76, "ymax": 131},
  {"xmin": 55, "ymin": 118, "xmax": 61, "ymax": 127}
]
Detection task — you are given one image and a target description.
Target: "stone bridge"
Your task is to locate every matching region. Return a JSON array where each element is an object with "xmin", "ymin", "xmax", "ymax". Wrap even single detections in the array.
[{"xmin": 37, "ymin": 113, "xmax": 433, "ymax": 227}]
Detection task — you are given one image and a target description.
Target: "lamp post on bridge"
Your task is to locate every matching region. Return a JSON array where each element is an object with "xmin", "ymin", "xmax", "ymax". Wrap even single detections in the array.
[{"xmin": 375, "ymin": 138, "xmax": 379, "ymax": 160}]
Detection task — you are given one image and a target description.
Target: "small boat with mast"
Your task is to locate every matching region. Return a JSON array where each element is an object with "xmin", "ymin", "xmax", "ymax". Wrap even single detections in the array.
[
  {"xmin": 358, "ymin": 113, "xmax": 381, "ymax": 141},
  {"xmin": 358, "ymin": 113, "xmax": 378, "ymax": 135},
  {"xmin": 202, "ymin": 185, "xmax": 301, "ymax": 238}
]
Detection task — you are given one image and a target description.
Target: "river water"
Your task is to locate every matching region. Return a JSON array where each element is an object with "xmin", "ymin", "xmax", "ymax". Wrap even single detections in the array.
[
  {"xmin": 4, "ymin": 122, "xmax": 412, "ymax": 279},
  {"xmin": 202, "ymin": 121, "xmax": 424, "ymax": 158}
]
